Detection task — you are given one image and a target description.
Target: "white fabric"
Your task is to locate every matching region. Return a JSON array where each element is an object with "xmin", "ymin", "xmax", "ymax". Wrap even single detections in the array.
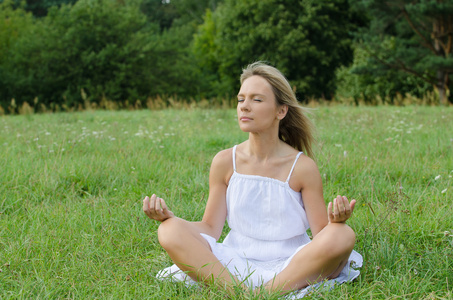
[{"xmin": 157, "ymin": 145, "xmax": 363, "ymax": 298}]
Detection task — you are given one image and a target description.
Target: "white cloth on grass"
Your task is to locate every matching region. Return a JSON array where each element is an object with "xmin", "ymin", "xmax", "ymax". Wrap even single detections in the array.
[{"xmin": 157, "ymin": 145, "xmax": 362, "ymax": 298}]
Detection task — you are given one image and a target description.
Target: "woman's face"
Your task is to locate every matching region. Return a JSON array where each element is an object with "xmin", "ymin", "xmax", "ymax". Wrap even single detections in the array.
[{"xmin": 237, "ymin": 75, "xmax": 286, "ymax": 133}]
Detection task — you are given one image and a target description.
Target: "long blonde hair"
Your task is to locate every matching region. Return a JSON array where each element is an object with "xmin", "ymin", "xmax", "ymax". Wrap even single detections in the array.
[{"xmin": 240, "ymin": 62, "xmax": 315, "ymax": 158}]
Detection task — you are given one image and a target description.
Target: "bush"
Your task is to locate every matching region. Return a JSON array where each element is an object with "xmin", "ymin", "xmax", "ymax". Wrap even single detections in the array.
[
  {"xmin": 193, "ymin": 0, "xmax": 357, "ymax": 100},
  {"xmin": 335, "ymin": 44, "xmax": 432, "ymax": 105},
  {"xmin": 0, "ymin": 0, "xmax": 203, "ymax": 111}
]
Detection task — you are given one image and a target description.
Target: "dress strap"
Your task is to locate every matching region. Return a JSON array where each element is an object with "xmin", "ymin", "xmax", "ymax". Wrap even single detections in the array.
[
  {"xmin": 232, "ymin": 145, "xmax": 237, "ymax": 172},
  {"xmin": 286, "ymin": 152, "xmax": 303, "ymax": 183}
]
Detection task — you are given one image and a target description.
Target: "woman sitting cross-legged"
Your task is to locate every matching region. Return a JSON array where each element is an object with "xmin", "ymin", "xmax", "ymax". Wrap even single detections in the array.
[{"xmin": 143, "ymin": 62, "xmax": 362, "ymax": 298}]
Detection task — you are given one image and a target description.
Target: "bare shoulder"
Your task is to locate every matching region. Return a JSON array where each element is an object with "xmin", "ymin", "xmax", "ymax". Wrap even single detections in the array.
[
  {"xmin": 210, "ymin": 147, "xmax": 234, "ymax": 183},
  {"xmin": 295, "ymin": 155, "xmax": 320, "ymax": 175},
  {"xmin": 290, "ymin": 154, "xmax": 322, "ymax": 191},
  {"xmin": 211, "ymin": 147, "xmax": 233, "ymax": 167}
]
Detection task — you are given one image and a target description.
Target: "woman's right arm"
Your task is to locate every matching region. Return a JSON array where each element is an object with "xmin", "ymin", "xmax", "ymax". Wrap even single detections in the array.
[
  {"xmin": 143, "ymin": 194, "xmax": 175, "ymax": 222},
  {"xmin": 193, "ymin": 149, "xmax": 231, "ymax": 240},
  {"xmin": 143, "ymin": 149, "xmax": 232, "ymax": 241}
]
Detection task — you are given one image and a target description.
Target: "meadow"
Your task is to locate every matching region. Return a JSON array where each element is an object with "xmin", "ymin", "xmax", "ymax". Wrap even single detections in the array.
[{"xmin": 0, "ymin": 106, "xmax": 452, "ymax": 299}]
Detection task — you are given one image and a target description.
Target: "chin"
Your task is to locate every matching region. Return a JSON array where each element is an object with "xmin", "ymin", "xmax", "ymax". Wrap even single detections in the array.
[{"xmin": 238, "ymin": 124, "xmax": 253, "ymax": 132}]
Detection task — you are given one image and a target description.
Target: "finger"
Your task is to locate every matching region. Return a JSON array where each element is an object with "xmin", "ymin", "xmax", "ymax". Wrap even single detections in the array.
[
  {"xmin": 327, "ymin": 201, "xmax": 334, "ymax": 221},
  {"xmin": 342, "ymin": 196, "xmax": 351, "ymax": 215},
  {"xmin": 160, "ymin": 198, "xmax": 174, "ymax": 218},
  {"xmin": 154, "ymin": 196, "xmax": 162, "ymax": 212},
  {"xmin": 327, "ymin": 201, "xmax": 333, "ymax": 215},
  {"xmin": 334, "ymin": 197, "xmax": 340, "ymax": 217},
  {"xmin": 143, "ymin": 196, "xmax": 150, "ymax": 213},
  {"xmin": 160, "ymin": 198, "xmax": 169, "ymax": 211},
  {"xmin": 337, "ymin": 196, "xmax": 345, "ymax": 215},
  {"xmin": 150, "ymin": 194, "xmax": 157, "ymax": 213},
  {"xmin": 350, "ymin": 199, "xmax": 356, "ymax": 212}
]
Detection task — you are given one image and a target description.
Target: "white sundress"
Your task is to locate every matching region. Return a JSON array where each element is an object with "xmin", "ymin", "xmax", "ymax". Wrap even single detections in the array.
[{"xmin": 157, "ymin": 145, "xmax": 363, "ymax": 298}]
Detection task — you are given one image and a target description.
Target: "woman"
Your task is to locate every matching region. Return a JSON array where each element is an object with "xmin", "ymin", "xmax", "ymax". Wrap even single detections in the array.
[{"xmin": 143, "ymin": 62, "xmax": 362, "ymax": 297}]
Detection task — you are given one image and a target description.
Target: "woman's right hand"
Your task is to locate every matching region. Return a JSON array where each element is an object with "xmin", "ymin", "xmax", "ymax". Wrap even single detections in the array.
[{"xmin": 143, "ymin": 194, "xmax": 175, "ymax": 222}]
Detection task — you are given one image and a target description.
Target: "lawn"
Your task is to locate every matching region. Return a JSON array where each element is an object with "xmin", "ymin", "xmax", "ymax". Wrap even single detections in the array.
[{"xmin": 0, "ymin": 106, "xmax": 452, "ymax": 299}]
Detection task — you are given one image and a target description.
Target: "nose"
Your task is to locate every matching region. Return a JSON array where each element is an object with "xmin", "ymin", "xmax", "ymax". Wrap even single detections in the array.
[{"xmin": 239, "ymin": 98, "xmax": 250, "ymax": 111}]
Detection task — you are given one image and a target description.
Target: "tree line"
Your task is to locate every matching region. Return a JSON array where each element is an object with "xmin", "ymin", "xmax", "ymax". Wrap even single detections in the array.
[{"xmin": 0, "ymin": 0, "xmax": 452, "ymax": 112}]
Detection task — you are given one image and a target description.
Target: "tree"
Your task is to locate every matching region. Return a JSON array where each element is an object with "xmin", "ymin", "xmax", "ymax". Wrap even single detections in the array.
[
  {"xmin": 139, "ymin": 0, "xmax": 223, "ymax": 32},
  {"xmin": 136, "ymin": 0, "xmax": 226, "ymax": 99},
  {"xmin": 0, "ymin": 1, "xmax": 33, "ymax": 63},
  {"xmin": 354, "ymin": 0, "xmax": 453, "ymax": 105},
  {"xmin": 0, "ymin": 0, "xmax": 34, "ymax": 109},
  {"xmin": 336, "ymin": 45, "xmax": 432, "ymax": 104},
  {"xmin": 1, "ymin": 0, "xmax": 184, "ymax": 107},
  {"xmin": 139, "ymin": 0, "xmax": 179, "ymax": 31},
  {"xmin": 5, "ymin": 0, "xmax": 77, "ymax": 17},
  {"xmin": 193, "ymin": 0, "xmax": 358, "ymax": 100},
  {"xmin": 170, "ymin": 0, "xmax": 222, "ymax": 26},
  {"xmin": 1, "ymin": 0, "xmax": 220, "ymax": 109}
]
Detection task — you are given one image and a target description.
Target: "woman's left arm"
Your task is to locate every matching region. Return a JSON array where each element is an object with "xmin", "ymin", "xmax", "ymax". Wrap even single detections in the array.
[
  {"xmin": 295, "ymin": 156, "xmax": 356, "ymax": 238},
  {"xmin": 295, "ymin": 156, "xmax": 328, "ymax": 238}
]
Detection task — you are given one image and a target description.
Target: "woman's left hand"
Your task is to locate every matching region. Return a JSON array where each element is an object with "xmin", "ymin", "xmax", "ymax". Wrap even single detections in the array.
[{"xmin": 328, "ymin": 195, "xmax": 356, "ymax": 223}]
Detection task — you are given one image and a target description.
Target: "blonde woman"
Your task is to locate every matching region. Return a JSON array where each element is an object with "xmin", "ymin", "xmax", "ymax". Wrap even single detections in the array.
[{"xmin": 143, "ymin": 62, "xmax": 362, "ymax": 297}]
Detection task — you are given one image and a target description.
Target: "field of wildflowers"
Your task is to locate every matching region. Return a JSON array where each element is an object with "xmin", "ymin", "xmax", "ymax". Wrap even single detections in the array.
[{"xmin": 0, "ymin": 106, "xmax": 452, "ymax": 299}]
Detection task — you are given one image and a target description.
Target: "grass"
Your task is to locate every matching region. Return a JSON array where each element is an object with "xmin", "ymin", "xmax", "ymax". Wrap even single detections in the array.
[{"xmin": 0, "ymin": 106, "xmax": 452, "ymax": 299}]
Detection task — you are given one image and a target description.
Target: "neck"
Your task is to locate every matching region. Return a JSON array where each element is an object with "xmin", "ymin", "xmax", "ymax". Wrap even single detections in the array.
[{"xmin": 246, "ymin": 130, "xmax": 282, "ymax": 160}]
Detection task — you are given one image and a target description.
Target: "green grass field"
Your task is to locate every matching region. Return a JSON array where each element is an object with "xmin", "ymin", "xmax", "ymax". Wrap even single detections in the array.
[{"xmin": 1, "ymin": 106, "xmax": 452, "ymax": 299}]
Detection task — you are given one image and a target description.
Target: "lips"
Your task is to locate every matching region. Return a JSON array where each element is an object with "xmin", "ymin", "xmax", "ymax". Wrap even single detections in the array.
[{"xmin": 240, "ymin": 116, "xmax": 252, "ymax": 121}]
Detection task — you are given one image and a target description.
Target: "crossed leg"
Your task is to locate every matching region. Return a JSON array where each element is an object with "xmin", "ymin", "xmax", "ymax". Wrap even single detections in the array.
[
  {"xmin": 158, "ymin": 218, "xmax": 356, "ymax": 295},
  {"xmin": 263, "ymin": 222, "xmax": 356, "ymax": 294},
  {"xmin": 157, "ymin": 217, "xmax": 245, "ymax": 291}
]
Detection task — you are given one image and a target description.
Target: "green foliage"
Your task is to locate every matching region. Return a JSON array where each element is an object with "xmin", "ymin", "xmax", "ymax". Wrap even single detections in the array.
[
  {"xmin": 352, "ymin": 0, "xmax": 453, "ymax": 104},
  {"xmin": 0, "ymin": 0, "xmax": 206, "ymax": 110},
  {"xmin": 0, "ymin": 107, "xmax": 452, "ymax": 298},
  {"xmin": 140, "ymin": 0, "xmax": 223, "ymax": 31},
  {"xmin": 171, "ymin": 0, "xmax": 222, "ymax": 25},
  {"xmin": 2, "ymin": 0, "xmax": 157, "ymax": 106},
  {"xmin": 6, "ymin": 0, "xmax": 78, "ymax": 17},
  {"xmin": 1, "ymin": 0, "xmax": 451, "ymax": 108},
  {"xmin": 139, "ymin": 0, "xmax": 179, "ymax": 31},
  {"xmin": 0, "ymin": 0, "xmax": 32, "ymax": 56},
  {"xmin": 192, "ymin": 9, "xmax": 228, "ymax": 98},
  {"xmin": 193, "ymin": 0, "xmax": 358, "ymax": 100},
  {"xmin": 0, "ymin": 1, "xmax": 32, "ymax": 104},
  {"xmin": 335, "ymin": 44, "xmax": 432, "ymax": 104}
]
